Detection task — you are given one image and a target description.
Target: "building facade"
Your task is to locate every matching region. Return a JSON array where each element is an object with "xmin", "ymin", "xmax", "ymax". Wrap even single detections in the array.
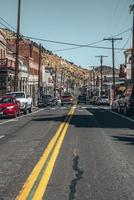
[{"xmin": 0, "ymin": 30, "xmax": 16, "ymax": 95}]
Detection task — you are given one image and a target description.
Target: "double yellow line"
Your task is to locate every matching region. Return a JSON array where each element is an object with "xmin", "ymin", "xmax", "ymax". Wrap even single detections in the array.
[{"xmin": 15, "ymin": 106, "xmax": 76, "ymax": 200}]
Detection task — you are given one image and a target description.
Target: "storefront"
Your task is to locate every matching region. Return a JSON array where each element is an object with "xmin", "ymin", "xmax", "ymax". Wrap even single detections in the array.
[{"xmin": 0, "ymin": 58, "xmax": 15, "ymax": 95}]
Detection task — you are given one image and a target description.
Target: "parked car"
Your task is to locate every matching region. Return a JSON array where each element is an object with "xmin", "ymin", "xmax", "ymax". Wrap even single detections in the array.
[
  {"xmin": 38, "ymin": 94, "xmax": 56, "ymax": 107},
  {"xmin": 91, "ymin": 96, "xmax": 98, "ymax": 105},
  {"xmin": 6, "ymin": 91, "xmax": 32, "ymax": 114},
  {"xmin": 111, "ymin": 94, "xmax": 122, "ymax": 112},
  {"xmin": 99, "ymin": 96, "xmax": 110, "ymax": 105},
  {"xmin": 77, "ymin": 95, "xmax": 87, "ymax": 104},
  {"xmin": 55, "ymin": 97, "xmax": 61, "ymax": 105},
  {"xmin": 61, "ymin": 93, "xmax": 74, "ymax": 106},
  {"xmin": 0, "ymin": 96, "xmax": 20, "ymax": 118},
  {"xmin": 95, "ymin": 96, "xmax": 101, "ymax": 105},
  {"xmin": 117, "ymin": 84, "xmax": 134, "ymax": 115}
]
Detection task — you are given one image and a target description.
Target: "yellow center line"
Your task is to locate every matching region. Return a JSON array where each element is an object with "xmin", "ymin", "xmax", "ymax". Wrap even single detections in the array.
[
  {"xmin": 15, "ymin": 106, "xmax": 76, "ymax": 200},
  {"xmin": 32, "ymin": 106, "xmax": 76, "ymax": 200}
]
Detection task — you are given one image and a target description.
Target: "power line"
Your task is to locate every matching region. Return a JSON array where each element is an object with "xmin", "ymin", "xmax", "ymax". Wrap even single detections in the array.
[
  {"xmin": 22, "ymin": 35, "xmax": 127, "ymax": 51},
  {"xmin": 117, "ymin": 31, "xmax": 132, "ymax": 53},
  {"xmin": 0, "ymin": 40, "xmax": 15, "ymax": 53},
  {"xmin": 39, "ymin": 28, "xmax": 131, "ymax": 52},
  {"xmin": 0, "ymin": 16, "xmax": 16, "ymax": 31},
  {"xmin": 104, "ymin": 0, "xmax": 123, "ymax": 37},
  {"xmin": 0, "ymin": 21, "xmax": 12, "ymax": 30},
  {"xmin": 104, "ymin": 37, "xmax": 122, "ymax": 100},
  {"xmin": 0, "ymin": 16, "xmax": 131, "ymax": 51},
  {"xmin": 52, "ymin": 39, "xmax": 105, "ymax": 52}
]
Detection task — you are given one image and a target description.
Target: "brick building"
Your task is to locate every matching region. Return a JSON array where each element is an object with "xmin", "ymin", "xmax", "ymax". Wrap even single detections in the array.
[
  {"xmin": 0, "ymin": 30, "xmax": 16, "ymax": 95},
  {"xmin": 0, "ymin": 28, "xmax": 91, "ymax": 100}
]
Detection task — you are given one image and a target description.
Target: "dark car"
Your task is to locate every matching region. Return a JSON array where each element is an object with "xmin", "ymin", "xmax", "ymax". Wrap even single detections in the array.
[
  {"xmin": 91, "ymin": 96, "xmax": 98, "ymax": 105},
  {"xmin": 77, "ymin": 95, "xmax": 87, "ymax": 104},
  {"xmin": 61, "ymin": 93, "xmax": 74, "ymax": 106},
  {"xmin": 38, "ymin": 95, "xmax": 56, "ymax": 107},
  {"xmin": 0, "ymin": 96, "xmax": 20, "ymax": 118},
  {"xmin": 117, "ymin": 84, "xmax": 134, "ymax": 115}
]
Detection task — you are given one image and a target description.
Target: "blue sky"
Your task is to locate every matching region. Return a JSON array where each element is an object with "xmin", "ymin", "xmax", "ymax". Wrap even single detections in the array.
[{"xmin": 0, "ymin": 0, "xmax": 133, "ymax": 69}]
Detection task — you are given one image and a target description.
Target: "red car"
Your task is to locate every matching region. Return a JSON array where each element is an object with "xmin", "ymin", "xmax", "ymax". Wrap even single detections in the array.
[
  {"xmin": 0, "ymin": 96, "xmax": 20, "ymax": 118},
  {"xmin": 61, "ymin": 92, "xmax": 74, "ymax": 106}
]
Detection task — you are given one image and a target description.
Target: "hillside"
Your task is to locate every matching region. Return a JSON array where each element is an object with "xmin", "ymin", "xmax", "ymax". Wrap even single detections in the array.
[
  {"xmin": 0, "ymin": 28, "xmax": 90, "ymax": 83},
  {"xmin": 94, "ymin": 65, "xmax": 119, "ymax": 75}
]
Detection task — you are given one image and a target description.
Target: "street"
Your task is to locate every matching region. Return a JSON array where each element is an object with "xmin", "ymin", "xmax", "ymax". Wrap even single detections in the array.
[{"xmin": 0, "ymin": 104, "xmax": 134, "ymax": 200}]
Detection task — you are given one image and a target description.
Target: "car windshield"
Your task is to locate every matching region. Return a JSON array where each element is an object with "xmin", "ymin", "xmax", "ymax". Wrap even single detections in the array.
[
  {"xmin": 101, "ymin": 96, "xmax": 108, "ymax": 99},
  {"xmin": 7, "ymin": 93, "xmax": 25, "ymax": 98},
  {"xmin": 0, "ymin": 97, "xmax": 14, "ymax": 103},
  {"xmin": 43, "ymin": 95, "xmax": 52, "ymax": 99},
  {"xmin": 63, "ymin": 92, "xmax": 71, "ymax": 96},
  {"xmin": 78, "ymin": 96, "xmax": 86, "ymax": 99}
]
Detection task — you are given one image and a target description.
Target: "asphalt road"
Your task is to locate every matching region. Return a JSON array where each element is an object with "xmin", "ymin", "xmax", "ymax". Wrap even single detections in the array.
[{"xmin": 0, "ymin": 105, "xmax": 134, "ymax": 200}]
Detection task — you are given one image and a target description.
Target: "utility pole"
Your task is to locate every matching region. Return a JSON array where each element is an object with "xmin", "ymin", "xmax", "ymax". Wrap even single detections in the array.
[
  {"xmin": 60, "ymin": 69, "xmax": 63, "ymax": 98},
  {"xmin": 14, "ymin": 0, "xmax": 21, "ymax": 91},
  {"xmin": 38, "ymin": 44, "xmax": 42, "ymax": 91},
  {"xmin": 130, "ymin": 4, "xmax": 134, "ymax": 82},
  {"xmin": 93, "ymin": 67, "xmax": 95, "ymax": 91},
  {"xmin": 95, "ymin": 55, "xmax": 108, "ymax": 96},
  {"xmin": 104, "ymin": 37, "xmax": 122, "ymax": 100},
  {"xmin": 54, "ymin": 65, "xmax": 57, "ymax": 98}
]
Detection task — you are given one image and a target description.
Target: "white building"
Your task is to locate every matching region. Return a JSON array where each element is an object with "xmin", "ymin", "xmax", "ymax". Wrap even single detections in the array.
[{"xmin": 124, "ymin": 49, "xmax": 131, "ymax": 80}]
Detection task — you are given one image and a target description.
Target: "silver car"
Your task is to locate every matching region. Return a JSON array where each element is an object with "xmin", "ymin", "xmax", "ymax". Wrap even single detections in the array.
[{"xmin": 99, "ymin": 96, "xmax": 110, "ymax": 105}]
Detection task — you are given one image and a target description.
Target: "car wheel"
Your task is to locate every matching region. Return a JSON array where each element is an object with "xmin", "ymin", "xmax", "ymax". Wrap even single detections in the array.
[
  {"xmin": 124, "ymin": 107, "xmax": 127, "ymax": 116},
  {"xmin": 24, "ymin": 104, "xmax": 28, "ymax": 114},
  {"xmin": 13, "ymin": 111, "xmax": 17, "ymax": 118},
  {"xmin": 29, "ymin": 105, "xmax": 32, "ymax": 113},
  {"xmin": 117, "ymin": 106, "xmax": 121, "ymax": 114},
  {"xmin": 124, "ymin": 106, "xmax": 130, "ymax": 116},
  {"xmin": 17, "ymin": 110, "xmax": 21, "ymax": 116},
  {"xmin": 111, "ymin": 105, "xmax": 114, "ymax": 110}
]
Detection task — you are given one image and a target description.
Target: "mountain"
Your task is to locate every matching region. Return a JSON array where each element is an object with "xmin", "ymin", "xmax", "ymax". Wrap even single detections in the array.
[{"xmin": 0, "ymin": 28, "xmax": 90, "ymax": 84}]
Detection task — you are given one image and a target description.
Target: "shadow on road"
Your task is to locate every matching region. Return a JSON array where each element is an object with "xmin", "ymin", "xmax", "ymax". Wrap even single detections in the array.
[
  {"xmin": 32, "ymin": 107, "xmax": 134, "ymax": 130},
  {"xmin": 112, "ymin": 135, "xmax": 134, "ymax": 145},
  {"xmin": 32, "ymin": 114, "xmax": 66, "ymax": 123}
]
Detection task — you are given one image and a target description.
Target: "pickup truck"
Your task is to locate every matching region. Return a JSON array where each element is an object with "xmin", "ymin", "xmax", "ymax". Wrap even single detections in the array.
[{"xmin": 6, "ymin": 91, "xmax": 32, "ymax": 114}]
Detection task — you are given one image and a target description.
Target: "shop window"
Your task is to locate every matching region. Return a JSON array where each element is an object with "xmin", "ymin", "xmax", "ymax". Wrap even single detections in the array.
[
  {"xmin": 128, "ymin": 56, "xmax": 132, "ymax": 64},
  {"xmin": 0, "ymin": 49, "xmax": 2, "ymax": 59},
  {"xmin": 3, "ymin": 50, "xmax": 5, "ymax": 58}
]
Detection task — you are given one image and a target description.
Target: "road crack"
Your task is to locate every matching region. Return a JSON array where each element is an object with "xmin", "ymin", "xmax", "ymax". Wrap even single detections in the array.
[{"xmin": 69, "ymin": 154, "xmax": 84, "ymax": 200}]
